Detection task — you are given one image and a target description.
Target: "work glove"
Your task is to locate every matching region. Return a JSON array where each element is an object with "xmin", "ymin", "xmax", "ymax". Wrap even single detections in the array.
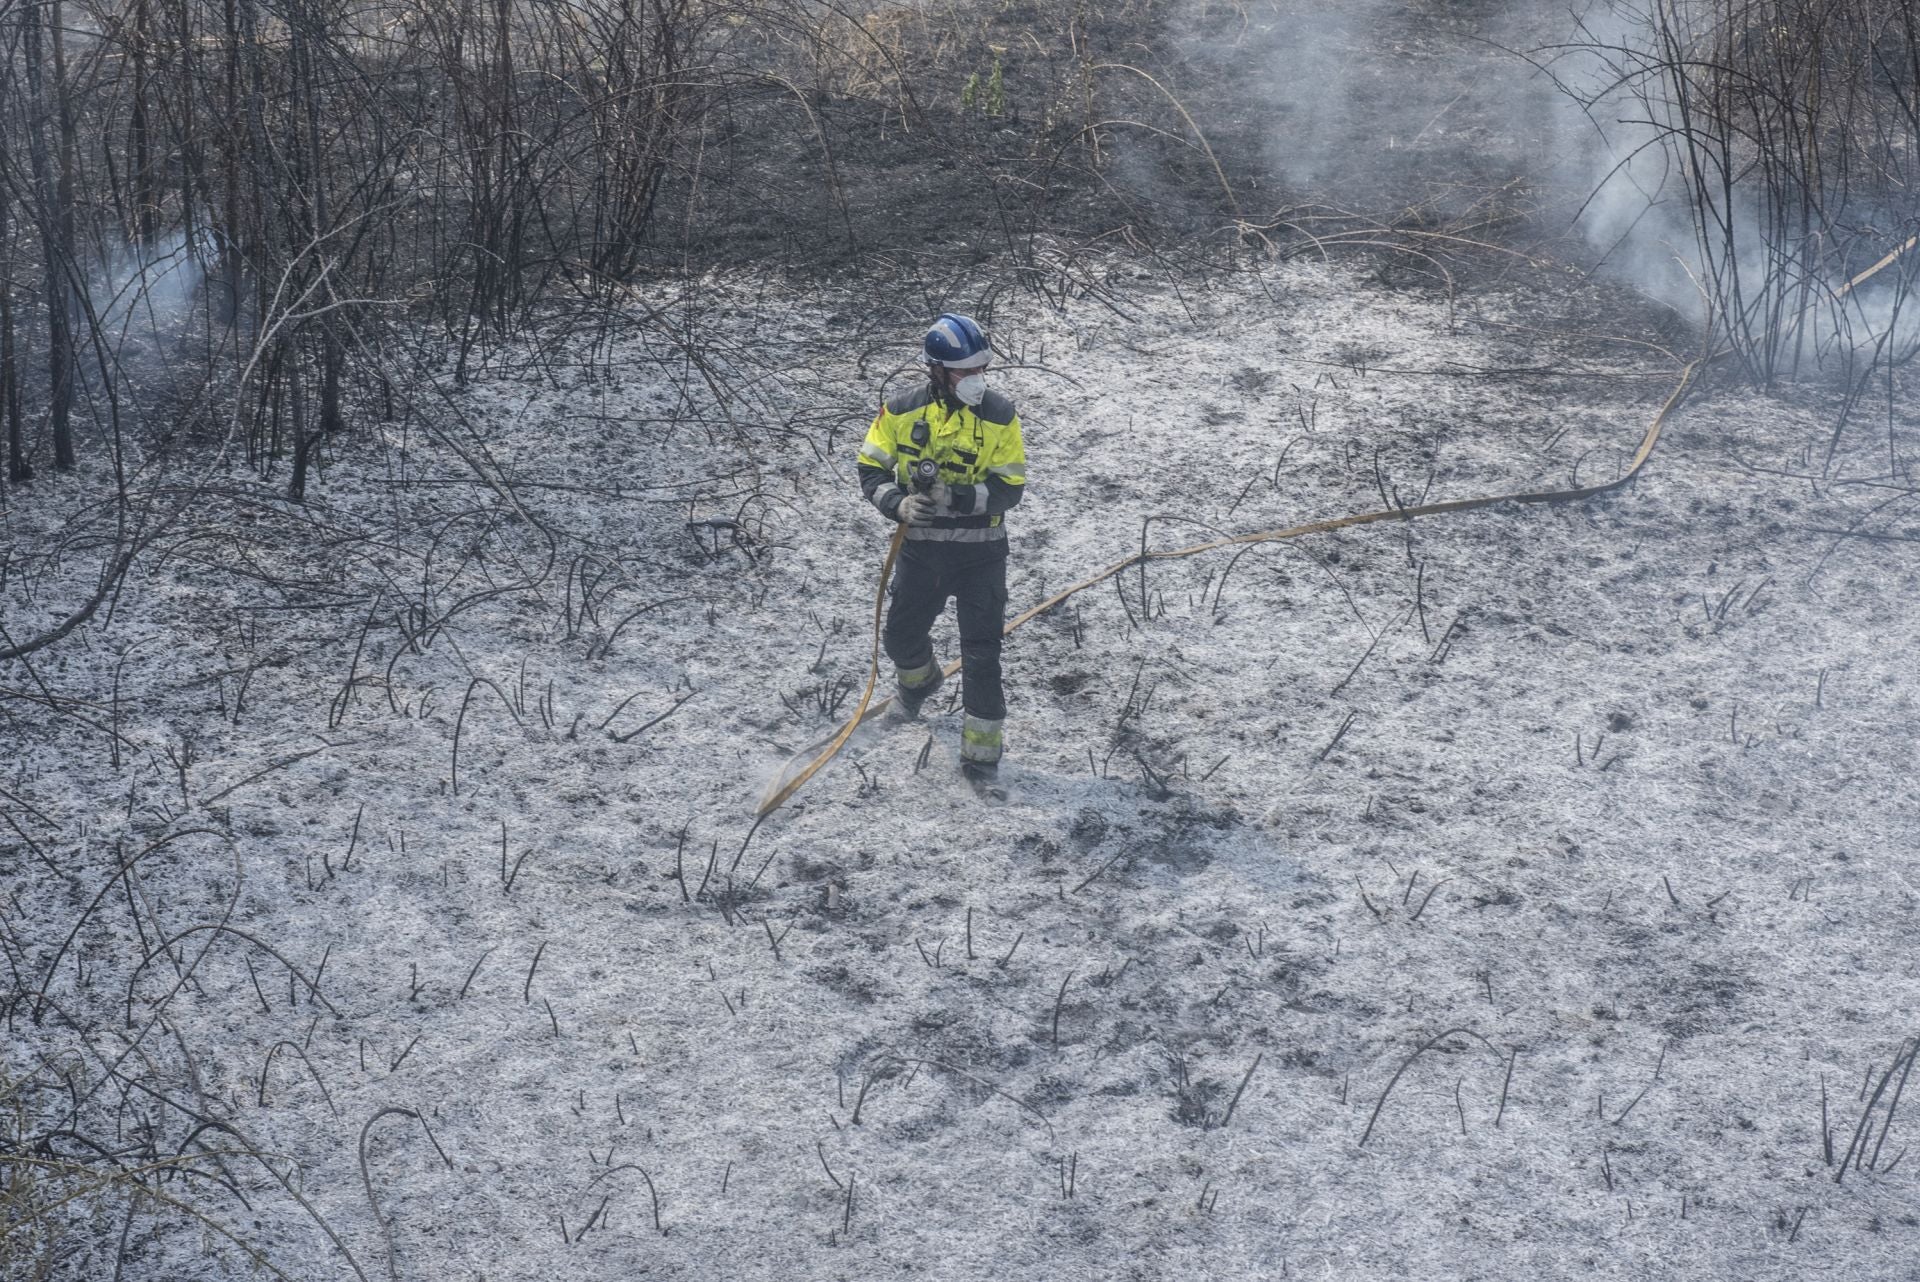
[{"xmin": 898, "ymin": 492, "xmax": 938, "ymax": 526}]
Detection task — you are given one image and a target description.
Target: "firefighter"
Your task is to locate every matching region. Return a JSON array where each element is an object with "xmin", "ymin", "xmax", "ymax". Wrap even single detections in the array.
[{"xmin": 855, "ymin": 313, "xmax": 1027, "ymax": 787}]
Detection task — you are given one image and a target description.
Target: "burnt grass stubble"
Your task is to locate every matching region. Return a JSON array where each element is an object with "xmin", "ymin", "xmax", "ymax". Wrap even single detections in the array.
[{"xmin": 6, "ymin": 2, "xmax": 1920, "ymax": 1280}]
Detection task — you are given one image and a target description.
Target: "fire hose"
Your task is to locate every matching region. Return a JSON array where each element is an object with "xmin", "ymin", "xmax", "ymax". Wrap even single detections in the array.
[{"xmin": 756, "ymin": 238, "xmax": 1917, "ymax": 817}]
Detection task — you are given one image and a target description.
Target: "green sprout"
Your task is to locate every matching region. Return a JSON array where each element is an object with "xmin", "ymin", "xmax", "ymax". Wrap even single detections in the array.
[{"xmin": 962, "ymin": 52, "xmax": 1006, "ymax": 116}]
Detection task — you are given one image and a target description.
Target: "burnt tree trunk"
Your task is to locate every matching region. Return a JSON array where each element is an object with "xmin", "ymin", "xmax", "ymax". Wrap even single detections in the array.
[
  {"xmin": 23, "ymin": 0, "xmax": 76, "ymax": 471},
  {"xmin": 0, "ymin": 142, "xmax": 27, "ymax": 486}
]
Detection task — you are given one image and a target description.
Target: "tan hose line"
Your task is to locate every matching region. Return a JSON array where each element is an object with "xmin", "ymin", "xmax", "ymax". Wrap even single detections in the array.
[
  {"xmin": 756, "ymin": 238, "xmax": 1917, "ymax": 816},
  {"xmin": 757, "ymin": 521, "xmax": 909, "ymax": 816}
]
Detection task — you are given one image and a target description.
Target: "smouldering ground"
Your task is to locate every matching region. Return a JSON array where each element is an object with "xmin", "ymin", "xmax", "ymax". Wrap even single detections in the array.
[{"xmin": 6, "ymin": 259, "xmax": 1920, "ymax": 1280}]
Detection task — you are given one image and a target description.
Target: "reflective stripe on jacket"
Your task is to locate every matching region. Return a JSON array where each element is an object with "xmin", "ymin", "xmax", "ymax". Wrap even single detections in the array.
[{"xmin": 856, "ymin": 383, "xmax": 1026, "ymax": 542}]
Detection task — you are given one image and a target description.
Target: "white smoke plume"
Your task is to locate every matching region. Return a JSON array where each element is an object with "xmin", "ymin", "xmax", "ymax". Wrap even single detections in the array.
[
  {"xmin": 95, "ymin": 229, "xmax": 211, "ymax": 352},
  {"xmin": 1185, "ymin": 0, "xmax": 1916, "ymax": 372},
  {"xmin": 1546, "ymin": 0, "xmax": 1917, "ymax": 370}
]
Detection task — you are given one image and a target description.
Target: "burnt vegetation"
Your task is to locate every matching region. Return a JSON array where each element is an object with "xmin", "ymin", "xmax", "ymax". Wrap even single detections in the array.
[
  {"xmin": 1555, "ymin": 0, "xmax": 1920, "ymax": 398},
  {"xmin": 2, "ymin": 0, "xmax": 1919, "ymax": 1276},
  {"xmin": 0, "ymin": 0, "xmax": 1912, "ymax": 512}
]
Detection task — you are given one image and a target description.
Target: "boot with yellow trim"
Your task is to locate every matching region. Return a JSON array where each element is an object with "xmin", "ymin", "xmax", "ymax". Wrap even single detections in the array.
[
  {"xmin": 892, "ymin": 659, "xmax": 946, "ymax": 720},
  {"xmin": 959, "ymin": 715, "xmax": 1005, "ymax": 798}
]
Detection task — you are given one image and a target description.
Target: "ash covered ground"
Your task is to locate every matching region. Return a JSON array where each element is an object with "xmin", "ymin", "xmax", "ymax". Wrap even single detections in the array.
[
  {"xmin": 7, "ymin": 252, "xmax": 1920, "ymax": 1279},
  {"xmin": 8, "ymin": 0, "xmax": 1920, "ymax": 1273}
]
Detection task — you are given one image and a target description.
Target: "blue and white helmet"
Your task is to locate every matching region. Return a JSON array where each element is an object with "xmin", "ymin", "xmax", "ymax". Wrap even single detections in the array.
[{"xmin": 923, "ymin": 313, "xmax": 991, "ymax": 369}]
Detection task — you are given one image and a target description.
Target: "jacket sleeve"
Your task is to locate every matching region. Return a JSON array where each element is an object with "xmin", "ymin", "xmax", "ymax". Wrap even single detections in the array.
[{"xmin": 856, "ymin": 409, "xmax": 906, "ymax": 522}]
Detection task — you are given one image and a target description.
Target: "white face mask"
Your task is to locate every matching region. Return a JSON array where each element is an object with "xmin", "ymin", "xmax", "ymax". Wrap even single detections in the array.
[{"xmin": 952, "ymin": 372, "xmax": 987, "ymax": 406}]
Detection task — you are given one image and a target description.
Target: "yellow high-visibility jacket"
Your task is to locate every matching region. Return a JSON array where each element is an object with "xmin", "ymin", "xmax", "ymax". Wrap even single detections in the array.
[{"xmin": 855, "ymin": 383, "xmax": 1026, "ymax": 543}]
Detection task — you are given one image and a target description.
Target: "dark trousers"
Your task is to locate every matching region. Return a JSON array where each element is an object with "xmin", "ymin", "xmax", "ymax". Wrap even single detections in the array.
[{"xmin": 883, "ymin": 541, "xmax": 1009, "ymax": 721}]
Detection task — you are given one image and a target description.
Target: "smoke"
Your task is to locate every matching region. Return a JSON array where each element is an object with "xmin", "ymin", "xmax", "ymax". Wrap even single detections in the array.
[
  {"xmin": 1239, "ymin": 0, "xmax": 1387, "ymax": 191},
  {"xmin": 1540, "ymin": 2, "xmax": 1708, "ymax": 318},
  {"xmin": 95, "ymin": 230, "xmax": 211, "ymax": 353},
  {"xmin": 1544, "ymin": 0, "xmax": 1918, "ymax": 369},
  {"xmin": 1177, "ymin": 0, "xmax": 1566, "ymax": 223},
  {"xmin": 1177, "ymin": 0, "xmax": 1917, "ymax": 372}
]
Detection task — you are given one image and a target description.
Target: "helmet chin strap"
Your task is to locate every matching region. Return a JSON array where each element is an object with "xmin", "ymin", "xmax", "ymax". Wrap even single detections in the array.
[{"xmin": 929, "ymin": 364, "xmax": 960, "ymax": 406}]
